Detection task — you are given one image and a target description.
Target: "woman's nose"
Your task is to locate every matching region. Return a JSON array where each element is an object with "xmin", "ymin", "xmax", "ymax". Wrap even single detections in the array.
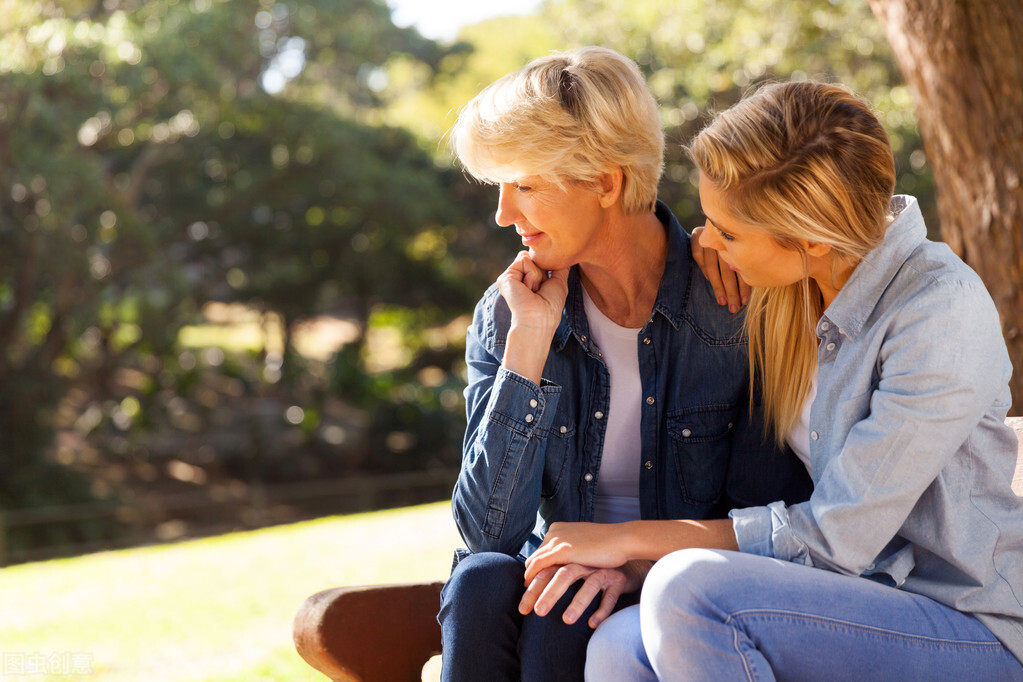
[{"xmin": 495, "ymin": 184, "xmax": 519, "ymax": 227}]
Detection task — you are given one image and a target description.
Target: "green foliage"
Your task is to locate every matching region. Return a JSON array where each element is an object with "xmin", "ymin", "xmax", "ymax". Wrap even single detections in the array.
[
  {"xmin": 0, "ymin": 0, "xmax": 938, "ymax": 561},
  {"xmin": 534, "ymin": 0, "xmax": 936, "ymax": 230},
  {"xmin": 0, "ymin": 0, "xmax": 486, "ymax": 552}
]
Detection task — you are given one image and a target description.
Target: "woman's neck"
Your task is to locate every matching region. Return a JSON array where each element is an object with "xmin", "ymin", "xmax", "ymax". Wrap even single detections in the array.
[
  {"xmin": 810, "ymin": 254, "xmax": 858, "ymax": 310},
  {"xmin": 578, "ymin": 210, "xmax": 667, "ymax": 328}
]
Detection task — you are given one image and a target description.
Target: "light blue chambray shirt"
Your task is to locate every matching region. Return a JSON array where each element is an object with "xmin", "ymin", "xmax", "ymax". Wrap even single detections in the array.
[{"xmin": 730, "ymin": 196, "xmax": 1023, "ymax": 664}]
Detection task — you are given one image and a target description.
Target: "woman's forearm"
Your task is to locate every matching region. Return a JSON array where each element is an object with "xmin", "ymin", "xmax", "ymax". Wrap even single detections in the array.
[
  {"xmin": 621, "ymin": 518, "xmax": 739, "ymax": 561},
  {"xmin": 523, "ymin": 518, "xmax": 740, "ymax": 583}
]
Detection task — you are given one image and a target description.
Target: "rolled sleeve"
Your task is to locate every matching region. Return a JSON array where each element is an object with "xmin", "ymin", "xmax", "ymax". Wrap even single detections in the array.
[{"xmin": 730, "ymin": 501, "xmax": 811, "ymax": 565}]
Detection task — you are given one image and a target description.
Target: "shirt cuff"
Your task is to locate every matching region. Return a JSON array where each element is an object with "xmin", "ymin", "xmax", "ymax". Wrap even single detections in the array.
[
  {"xmin": 486, "ymin": 367, "xmax": 562, "ymax": 435},
  {"xmin": 729, "ymin": 504, "xmax": 776, "ymax": 557},
  {"xmin": 729, "ymin": 501, "xmax": 810, "ymax": 564}
]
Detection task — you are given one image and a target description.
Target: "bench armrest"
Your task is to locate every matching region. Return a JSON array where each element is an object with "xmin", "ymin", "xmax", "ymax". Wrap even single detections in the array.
[{"xmin": 293, "ymin": 581, "xmax": 445, "ymax": 682}]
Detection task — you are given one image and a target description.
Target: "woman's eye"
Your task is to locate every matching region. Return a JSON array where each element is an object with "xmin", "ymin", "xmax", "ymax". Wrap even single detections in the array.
[
  {"xmin": 515, "ymin": 184, "xmax": 532, "ymax": 193},
  {"xmin": 717, "ymin": 227, "xmax": 735, "ymax": 242}
]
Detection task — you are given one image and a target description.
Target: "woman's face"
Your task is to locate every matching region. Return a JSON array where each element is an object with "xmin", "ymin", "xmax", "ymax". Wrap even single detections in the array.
[
  {"xmin": 697, "ymin": 174, "xmax": 809, "ymax": 289},
  {"xmin": 495, "ymin": 175, "xmax": 606, "ymax": 271}
]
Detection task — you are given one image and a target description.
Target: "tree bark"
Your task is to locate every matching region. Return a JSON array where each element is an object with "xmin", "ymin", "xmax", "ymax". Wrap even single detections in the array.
[{"xmin": 867, "ymin": 0, "xmax": 1023, "ymax": 412}]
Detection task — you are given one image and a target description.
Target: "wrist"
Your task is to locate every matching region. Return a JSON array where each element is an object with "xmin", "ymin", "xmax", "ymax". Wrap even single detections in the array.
[
  {"xmin": 620, "ymin": 521, "xmax": 649, "ymax": 561},
  {"xmin": 503, "ymin": 325, "xmax": 555, "ymax": 385}
]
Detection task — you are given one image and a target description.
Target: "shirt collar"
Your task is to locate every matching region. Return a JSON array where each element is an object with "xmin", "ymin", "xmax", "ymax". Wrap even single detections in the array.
[
  {"xmin": 823, "ymin": 195, "xmax": 926, "ymax": 338},
  {"xmin": 552, "ymin": 200, "xmax": 691, "ymax": 350}
]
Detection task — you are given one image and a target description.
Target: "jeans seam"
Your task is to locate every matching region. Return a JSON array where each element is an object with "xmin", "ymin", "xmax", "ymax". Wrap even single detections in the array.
[
  {"xmin": 726, "ymin": 608, "xmax": 1005, "ymax": 651},
  {"xmin": 732, "ymin": 625, "xmax": 758, "ymax": 681}
]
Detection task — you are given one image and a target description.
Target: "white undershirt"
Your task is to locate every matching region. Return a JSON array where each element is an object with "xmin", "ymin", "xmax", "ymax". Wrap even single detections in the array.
[
  {"xmin": 786, "ymin": 377, "xmax": 817, "ymax": 476},
  {"xmin": 583, "ymin": 289, "xmax": 644, "ymax": 523}
]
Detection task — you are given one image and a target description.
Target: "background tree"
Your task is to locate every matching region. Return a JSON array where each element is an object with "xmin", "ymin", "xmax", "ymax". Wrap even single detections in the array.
[
  {"xmin": 524, "ymin": 0, "xmax": 937, "ymax": 236},
  {"xmin": 866, "ymin": 0, "xmax": 1023, "ymax": 411},
  {"xmin": 0, "ymin": 0, "xmax": 491, "ymax": 554},
  {"xmin": 0, "ymin": 0, "xmax": 954, "ymax": 560}
]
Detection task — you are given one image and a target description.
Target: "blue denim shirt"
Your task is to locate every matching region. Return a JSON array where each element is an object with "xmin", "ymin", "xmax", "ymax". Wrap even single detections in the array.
[
  {"xmin": 454, "ymin": 202, "xmax": 812, "ymax": 559},
  {"xmin": 731, "ymin": 196, "xmax": 1023, "ymax": 664}
]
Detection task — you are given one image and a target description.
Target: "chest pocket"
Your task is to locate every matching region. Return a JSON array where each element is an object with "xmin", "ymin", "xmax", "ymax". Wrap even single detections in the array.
[
  {"xmin": 541, "ymin": 421, "xmax": 574, "ymax": 498},
  {"xmin": 668, "ymin": 405, "xmax": 738, "ymax": 504}
]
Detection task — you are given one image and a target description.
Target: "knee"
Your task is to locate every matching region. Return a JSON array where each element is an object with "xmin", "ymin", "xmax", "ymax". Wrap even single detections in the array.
[
  {"xmin": 641, "ymin": 549, "xmax": 733, "ymax": 621},
  {"xmin": 584, "ymin": 606, "xmax": 648, "ymax": 682},
  {"xmin": 441, "ymin": 551, "xmax": 524, "ymax": 616}
]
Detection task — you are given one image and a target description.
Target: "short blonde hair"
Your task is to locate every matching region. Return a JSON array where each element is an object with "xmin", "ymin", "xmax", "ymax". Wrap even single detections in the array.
[
  {"xmin": 689, "ymin": 81, "xmax": 896, "ymax": 444},
  {"xmin": 451, "ymin": 46, "xmax": 663, "ymax": 214}
]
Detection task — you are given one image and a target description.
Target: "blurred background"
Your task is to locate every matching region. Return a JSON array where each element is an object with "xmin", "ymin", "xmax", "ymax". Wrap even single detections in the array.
[{"xmin": 0, "ymin": 0, "xmax": 938, "ymax": 566}]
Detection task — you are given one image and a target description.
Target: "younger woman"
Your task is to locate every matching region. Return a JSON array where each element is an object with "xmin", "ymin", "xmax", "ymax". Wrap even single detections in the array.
[{"xmin": 523, "ymin": 81, "xmax": 1023, "ymax": 680}]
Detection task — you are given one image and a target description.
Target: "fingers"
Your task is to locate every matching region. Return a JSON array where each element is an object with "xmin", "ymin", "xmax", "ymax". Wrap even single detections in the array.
[
  {"xmin": 738, "ymin": 276, "xmax": 752, "ymax": 306},
  {"xmin": 519, "ymin": 563, "xmax": 588, "ymax": 617},
  {"xmin": 520, "ymin": 565, "xmax": 628, "ymax": 630},
  {"xmin": 523, "ymin": 540, "xmax": 564, "ymax": 584},
  {"xmin": 718, "ymin": 256, "xmax": 741, "ymax": 314},
  {"xmin": 563, "ymin": 572, "xmax": 606, "ymax": 626},
  {"xmin": 523, "ymin": 564, "xmax": 626, "ymax": 633},
  {"xmin": 587, "ymin": 582, "xmax": 623, "ymax": 629},
  {"xmin": 521, "ymin": 258, "xmax": 547, "ymax": 293},
  {"xmin": 691, "ymin": 231, "xmax": 748, "ymax": 312},
  {"xmin": 691, "ymin": 231, "xmax": 729, "ymax": 307},
  {"xmin": 519, "ymin": 565, "xmax": 557, "ymax": 615}
]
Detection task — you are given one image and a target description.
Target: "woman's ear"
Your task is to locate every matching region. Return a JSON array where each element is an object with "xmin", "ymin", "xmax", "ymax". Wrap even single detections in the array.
[
  {"xmin": 597, "ymin": 168, "xmax": 624, "ymax": 208},
  {"xmin": 805, "ymin": 241, "xmax": 833, "ymax": 258}
]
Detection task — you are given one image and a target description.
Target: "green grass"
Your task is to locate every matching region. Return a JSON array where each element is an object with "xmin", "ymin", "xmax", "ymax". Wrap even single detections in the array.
[{"xmin": 0, "ymin": 501, "xmax": 462, "ymax": 681}]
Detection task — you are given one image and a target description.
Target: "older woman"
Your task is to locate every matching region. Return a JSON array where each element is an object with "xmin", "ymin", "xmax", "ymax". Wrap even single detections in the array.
[
  {"xmin": 437, "ymin": 47, "xmax": 811, "ymax": 681},
  {"xmin": 526, "ymin": 81, "xmax": 1023, "ymax": 681}
]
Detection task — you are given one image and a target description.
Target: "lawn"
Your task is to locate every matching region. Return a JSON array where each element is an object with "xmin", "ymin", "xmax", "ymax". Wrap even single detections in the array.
[{"xmin": 0, "ymin": 501, "xmax": 462, "ymax": 681}]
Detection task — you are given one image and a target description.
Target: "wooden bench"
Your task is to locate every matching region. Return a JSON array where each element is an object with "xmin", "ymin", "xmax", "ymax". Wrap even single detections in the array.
[{"xmin": 294, "ymin": 417, "xmax": 1023, "ymax": 682}]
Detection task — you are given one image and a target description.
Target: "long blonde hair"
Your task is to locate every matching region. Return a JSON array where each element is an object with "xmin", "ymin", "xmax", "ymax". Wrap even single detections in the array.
[{"xmin": 689, "ymin": 82, "xmax": 896, "ymax": 444}]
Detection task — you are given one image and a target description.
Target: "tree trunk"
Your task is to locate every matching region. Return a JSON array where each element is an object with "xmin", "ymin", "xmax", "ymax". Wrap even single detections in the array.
[{"xmin": 867, "ymin": 0, "xmax": 1023, "ymax": 412}]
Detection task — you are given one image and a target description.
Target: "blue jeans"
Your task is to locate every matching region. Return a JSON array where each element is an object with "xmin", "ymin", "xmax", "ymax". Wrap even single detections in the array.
[
  {"xmin": 438, "ymin": 551, "xmax": 638, "ymax": 682},
  {"xmin": 586, "ymin": 549, "xmax": 1023, "ymax": 681}
]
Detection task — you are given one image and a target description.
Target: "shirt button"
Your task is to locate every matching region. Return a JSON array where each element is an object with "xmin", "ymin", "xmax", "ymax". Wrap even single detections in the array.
[
  {"xmin": 525, "ymin": 414, "xmax": 534, "ymax": 423},
  {"xmin": 580, "ymin": 334, "xmax": 588, "ymax": 343},
  {"xmin": 559, "ymin": 425, "xmax": 568, "ymax": 434},
  {"xmin": 646, "ymin": 396, "xmax": 655, "ymax": 405},
  {"xmin": 594, "ymin": 411, "xmax": 604, "ymax": 420},
  {"xmin": 826, "ymin": 342, "xmax": 836, "ymax": 352},
  {"xmin": 821, "ymin": 321, "xmax": 830, "ymax": 331},
  {"xmin": 643, "ymin": 337, "xmax": 651, "ymax": 345},
  {"xmin": 644, "ymin": 460, "xmax": 653, "ymax": 470},
  {"xmin": 727, "ymin": 422, "xmax": 734, "ymax": 429},
  {"xmin": 811, "ymin": 431, "xmax": 819, "ymax": 440},
  {"xmin": 583, "ymin": 472, "xmax": 594, "ymax": 482},
  {"xmin": 681, "ymin": 428, "xmax": 692, "ymax": 437},
  {"xmin": 529, "ymin": 398, "xmax": 538, "ymax": 408}
]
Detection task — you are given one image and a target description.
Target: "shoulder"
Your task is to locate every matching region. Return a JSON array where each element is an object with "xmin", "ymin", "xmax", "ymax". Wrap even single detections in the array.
[
  {"xmin": 878, "ymin": 241, "xmax": 1005, "ymax": 360},
  {"xmin": 894, "ymin": 240, "xmax": 995, "ymax": 317},
  {"xmin": 657, "ymin": 204, "xmax": 746, "ymax": 344}
]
